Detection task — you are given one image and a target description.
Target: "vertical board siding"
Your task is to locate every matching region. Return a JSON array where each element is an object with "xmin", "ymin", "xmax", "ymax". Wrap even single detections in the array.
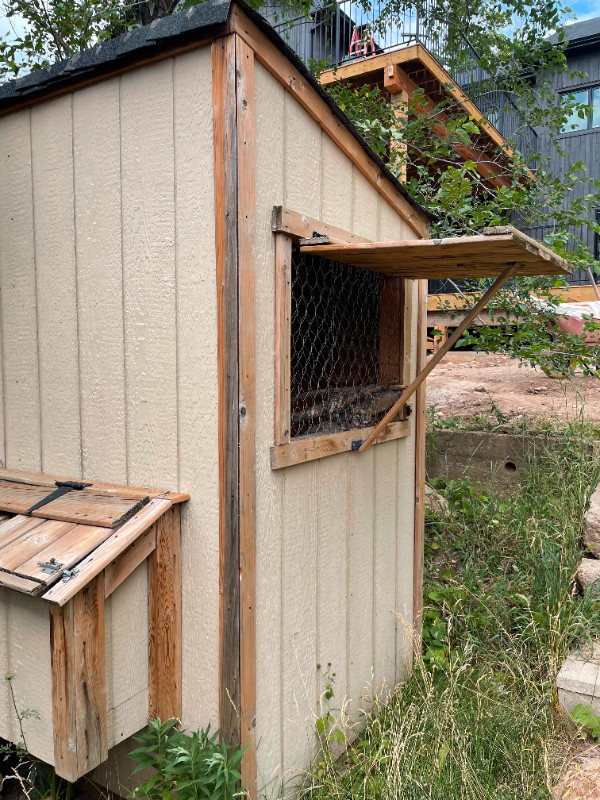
[
  {"xmin": 0, "ymin": 109, "xmax": 41, "ymax": 471},
  {"xmin": 31, "ymin": 97, "xmax": 81, "ymax": 477},
  {"xmin": 120, "ymin": 60, "xmax": 178, "ymax": 490},
  {"xmin": 173, "ymin": 46, "xmax": 220, "ymax": 727},
  {"xmin": 254, "ymin": 63, "xmax": 420, "ymax": 794},
  {"xmin": 254, "ymin": 63, "xmax": 286, "ymax": 796},
  {"xmin": 0, "ymin": 45, "xmax": 219, "ymax": 777},
  {"xmin": 73, "ymin": 81, "xmax": 127, "ymax": 484}
]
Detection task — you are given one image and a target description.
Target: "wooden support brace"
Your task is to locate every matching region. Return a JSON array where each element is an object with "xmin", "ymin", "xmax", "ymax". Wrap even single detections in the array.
[
  {"xmin": 148, "ymin": 504, "xmax": 182, "ymax": 722},
  {"xmin": 50, "ymin": 575, "xmax": 107, "ymax": 782},
  {"xmin": 359, "ymin": 265, "xmax": 516, "ymax": 451}
]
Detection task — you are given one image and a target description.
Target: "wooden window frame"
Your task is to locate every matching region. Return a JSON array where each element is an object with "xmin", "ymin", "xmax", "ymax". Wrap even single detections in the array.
[{"xmin": 271, "ymin": 209, "xmax": 413, "ymax": 470}]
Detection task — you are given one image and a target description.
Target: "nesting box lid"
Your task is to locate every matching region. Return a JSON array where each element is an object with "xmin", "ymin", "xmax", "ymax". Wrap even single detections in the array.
[{"xmin": 0, "ymin": 468, "xmax": 188, "ymax": 601}]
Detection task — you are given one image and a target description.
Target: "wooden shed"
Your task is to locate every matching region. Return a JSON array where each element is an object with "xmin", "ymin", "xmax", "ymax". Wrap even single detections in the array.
[{"xmin": 0, "ymin": 2, "xmax": 572, "ymax": 797}]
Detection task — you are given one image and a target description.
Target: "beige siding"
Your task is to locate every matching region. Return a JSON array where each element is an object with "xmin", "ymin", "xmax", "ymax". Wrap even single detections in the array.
[
  {"xmin": 254, "ymin": 62, "xmax": 418, "ymax": 796},
  {"xmin": 0, "ymin": 46, "xmax": 218, "ymax": 772}
]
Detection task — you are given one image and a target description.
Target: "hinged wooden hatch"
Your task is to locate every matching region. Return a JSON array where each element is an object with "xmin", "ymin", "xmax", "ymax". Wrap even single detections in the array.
[
  {"xmin": 0, "ymin": 468, "xmax": 188, "ymax": 783},
  {"xmin": 300, "ymin": 226, "xmax": 573, "ymax": 279}
]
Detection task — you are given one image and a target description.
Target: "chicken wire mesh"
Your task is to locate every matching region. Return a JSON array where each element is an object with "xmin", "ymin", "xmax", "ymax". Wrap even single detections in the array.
[{"xmin": 290, "ymin": 248, "xmax": 405, "ymax": 438}]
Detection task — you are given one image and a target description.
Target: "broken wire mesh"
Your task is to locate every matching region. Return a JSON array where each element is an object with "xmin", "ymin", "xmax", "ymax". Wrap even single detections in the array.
[{"xmin": 290, "ymin": 248, "xmax": 404, "ymax": 438}]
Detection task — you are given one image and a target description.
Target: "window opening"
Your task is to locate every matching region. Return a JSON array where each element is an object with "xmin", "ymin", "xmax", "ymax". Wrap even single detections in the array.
[
  {"xmin": 560, "ymin": 86, "xmax": 600, "ymax": 132},
  {"xmin": 290, "ymin": 247, "xmax": 404, "ymax": 438}
]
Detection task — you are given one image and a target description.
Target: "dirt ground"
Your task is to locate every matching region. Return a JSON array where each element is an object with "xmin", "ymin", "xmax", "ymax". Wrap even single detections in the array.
[{"xmin": 426, "ymin": 351, "xmax": 600, "ymax": 422}]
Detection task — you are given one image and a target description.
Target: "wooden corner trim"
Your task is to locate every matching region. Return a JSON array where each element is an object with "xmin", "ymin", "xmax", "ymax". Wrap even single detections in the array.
[
  {"xmin": 230, "ymin": 6, "xmax": 428, "ymax": 239},
  {"xmin": 213, "ymin": 32, "xmax": 241, "ymax": 751}
]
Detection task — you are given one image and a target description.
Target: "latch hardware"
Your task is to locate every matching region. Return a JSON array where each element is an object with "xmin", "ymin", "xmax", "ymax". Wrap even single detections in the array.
[{"xmin": 37, "ymin": 559, "xmax": 63, "ymax": 574}]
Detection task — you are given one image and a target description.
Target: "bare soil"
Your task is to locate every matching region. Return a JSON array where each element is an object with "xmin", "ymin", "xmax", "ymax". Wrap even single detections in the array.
[{"xmin": 426, "ymin": 351, "xmax": 600, "ymax": 423}]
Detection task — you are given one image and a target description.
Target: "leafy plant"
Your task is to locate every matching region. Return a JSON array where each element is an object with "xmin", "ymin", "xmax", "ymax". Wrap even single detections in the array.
[
  {"xmin": 129, "ymin": 717, "xmax": 244, "ymax": 800},
  {"xmin": 571, "ymin": 703, "xmax": 600, "ymax": 741}
]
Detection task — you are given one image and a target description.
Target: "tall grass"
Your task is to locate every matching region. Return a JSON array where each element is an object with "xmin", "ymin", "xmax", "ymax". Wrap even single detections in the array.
[{"xmin": 303, "ymin": 423, "xmax": 600, "ymax": 800}]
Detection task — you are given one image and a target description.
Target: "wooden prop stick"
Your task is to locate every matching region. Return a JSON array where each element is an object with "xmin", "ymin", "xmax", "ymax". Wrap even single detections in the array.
[{"xmin": 359, "ymin": 264, "xmax": 515, "ymax": 452}]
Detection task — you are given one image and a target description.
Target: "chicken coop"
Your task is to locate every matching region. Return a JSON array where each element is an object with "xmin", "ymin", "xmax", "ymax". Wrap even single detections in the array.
[{"xmin": 0, "ymin": 1, "xmax": 573, "ymax": 797}]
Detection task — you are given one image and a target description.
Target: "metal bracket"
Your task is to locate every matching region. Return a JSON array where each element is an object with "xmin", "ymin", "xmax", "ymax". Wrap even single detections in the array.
[{"xmin": 351, "ymin": 440, "xmax": 363, "ymax": 451}]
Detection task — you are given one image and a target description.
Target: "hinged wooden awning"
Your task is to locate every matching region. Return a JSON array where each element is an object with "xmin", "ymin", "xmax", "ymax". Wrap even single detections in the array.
[
  {"xmin": 0, "ymin": 468, "xmax": 188, "ymax": 601},
  {"xmin": 300, "ymin": 226, "xmax": 573, "ymax": 279}
]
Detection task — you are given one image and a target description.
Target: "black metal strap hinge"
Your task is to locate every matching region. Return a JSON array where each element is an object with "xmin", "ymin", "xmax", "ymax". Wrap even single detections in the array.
[{"xmin": 26, "ymin": 480, "xmax": 92, "ymax": 515}]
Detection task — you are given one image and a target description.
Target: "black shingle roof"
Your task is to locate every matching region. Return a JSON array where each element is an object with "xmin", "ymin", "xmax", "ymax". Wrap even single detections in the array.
[
  {"xmin": 0, "ymin": 0, "xmax": 429, "ymax": 219},
  {"xmin": 548, "ymin": 16, "xmax": 600, "ymax": 48}
]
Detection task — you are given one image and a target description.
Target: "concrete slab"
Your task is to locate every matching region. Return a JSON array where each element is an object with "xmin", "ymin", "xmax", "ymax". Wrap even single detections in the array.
[{"xmin": 557, "ymin": 645, "xmax": 600, "ymax": 715}]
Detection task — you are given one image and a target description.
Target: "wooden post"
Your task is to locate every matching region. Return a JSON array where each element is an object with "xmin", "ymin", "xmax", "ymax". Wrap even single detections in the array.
[
  {"xmin": 274, "ymin": 234, "xmax": 292, "ymax": 444},
  {"xmin": 384, "ymin": 65, "xmax": 409, "ymax": 183},
  {"xmin": 413, "ymin": 280, "xmax": 427, "ymax": 640},
  {"xmin": 213, "ymin": 33, "xmax": 241, "ymax": 751},
  {"xmin": 236, "ymin": 35, "xmax": 258, "ymax": 800},
  {"xmin": 50, "ymin": 575, "xmax": 107, "ymax": 782},
  {"xmin": 148, "ymin": 505, "xmax": 182, "ymax": 721}
]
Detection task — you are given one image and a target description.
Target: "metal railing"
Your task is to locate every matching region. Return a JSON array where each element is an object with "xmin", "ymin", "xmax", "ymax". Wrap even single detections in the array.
[{"xmin": 261, "ymin": 0, "xmax": 538, "ymax": 156}]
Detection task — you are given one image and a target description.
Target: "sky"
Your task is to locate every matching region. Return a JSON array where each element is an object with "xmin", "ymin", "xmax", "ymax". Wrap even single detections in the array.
[{"xmin": 567, "ymin": 0, "xmax": 600, "ymax": 22}]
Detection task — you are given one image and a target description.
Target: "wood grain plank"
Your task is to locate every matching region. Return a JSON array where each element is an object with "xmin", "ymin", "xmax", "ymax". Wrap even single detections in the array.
[
  {"xmin": 42, "ymin": 499, "xmax": 172, "ymax": 606},
  {"xmin": 270, "ymin": 420, "xmax": 410, "ymax": 468},
  {"xmin": 236, "ymin": 34, "xmax": 258, "ymax": 799},
  {"xmin": 213, "ymin": 34, "xmax": 241, "ymax": 749},
  {"xmin": 274, "ymin": 234, "xmax": 292, "ymax": 445},
  {"xmin": 0, "ymin": 516, "xmax": 46, "ymax": 552},
  {"xmin": 30, "ymin": 491, "xmax": 148, "ymax": 528},
  {"xmin": 148, "ymin": 505, "xmax": 182, "ymax": 721},
  {"xmin": 50, "ymin": 576, "xmax": 108, "ymax": 782},
  {"xmin": 0, "ymin": 468, "xmax": 165, "ymax": 499},
  {"xmin": 0, "ymin": 520, "xmax": 75, "ymax": 571},
  {"xmin": 379, "ymin": 277, "xmax": 404, "ymax": 384},
  {"xmin": 50, "ymin": 599, "xmax": 77, "ymax": 780},
  {"xmin": 20, "ymin": 523, "xmax": 112, "ymax": 583},
  {"xmin": 104, "ymin": 526, "xmax": 156, "ymax": 598},
  {"xmin": 72, "ymin": 575, "xmax": 108, "ymax": 776},
  {"xmin": 413, "ymin": 279, "xmax": 427, "ymax": 640},
  {"xmin": 271, "ymin": 206, "xmax": 369, "ymax": 244}
]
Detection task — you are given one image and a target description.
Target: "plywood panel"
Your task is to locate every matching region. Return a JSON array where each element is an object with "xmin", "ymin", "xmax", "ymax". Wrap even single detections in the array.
[
  {"xmin": 351, "ymin": 168, "xmax": 380, "ymax": 241},
  {"xmin": 120, "ymin": 59, "xmax": 178, "ymax": 489},
  {"xmin": 7, "ymin": 592, "xmax": 54, "ymax": 764},
  {"xmin": 283, "ymin": 91, "xmax": 321, "ymax": 218},
  {"xmin": 173, "ymin": 46, "xmax": 220, "ymax": 729},
  {"xmin": 254, "ymin": 62, "xmax": 285, "ymax": 797},
  {"xmin": 281, "ymin": 463, "xmax": 317, "ymax": 779},
  {"xmin": 104, "ymin": 562, "xmax": 148, "ymax": 747},
  {"xmin": 373, "ymin": 442, "xmax": 399, "ymax": 699},
  {"xmin": 31, "ymin": 96, "xmax": 81, "ymax": 477},
  {"xmin": 73, "ymin": 79, "xmax": 127, "ymax": 484},
  {"xmin": 316, "ymin": 457, "xmax": 348, "ymax": 728},
  {"xmin": 0, "ymin": 110, "xmax": 41, "ymax": 471},
  {"xmin": 346, "ymin": 448, "xmax": 375, "ymax": 718}
]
